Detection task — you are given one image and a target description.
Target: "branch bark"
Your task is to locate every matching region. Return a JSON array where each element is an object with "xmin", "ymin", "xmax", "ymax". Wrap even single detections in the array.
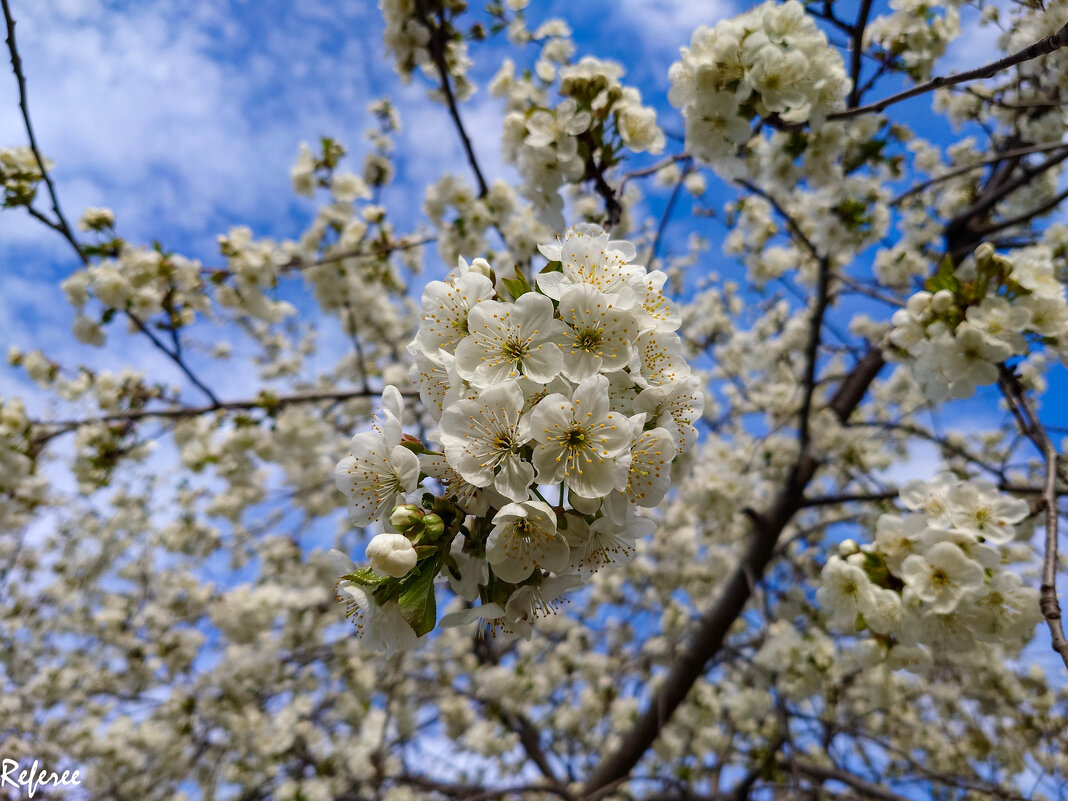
[
  {"xmin": 997, "ymin": 367, "xmax": 1068, "ymax": 670},
  {"xmin": 810, "ymin": 19, "xmax": 1068, "ymax": 127},
  {"xmin": 580, "ymin": 348, "xmax": 886, "ymax": 797},
  {"xmin": 414, "ymin": 1, "xmax": 488, "ymax": 198}
]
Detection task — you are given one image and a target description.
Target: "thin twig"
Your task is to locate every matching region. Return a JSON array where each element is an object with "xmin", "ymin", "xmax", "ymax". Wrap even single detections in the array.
[
  {"xmin": 648, "ymin": 159, "xmax": 692, "ymax": 265},
  {"xmin": 781, "ymin": 20, "xmax": 1068, "ymax": 129},
  {"xmin": 31, "ymin": 386, "xmax": 417, "ymax": 441},
  {"xmin": 415, "ymin": 1, "xmax": 488, "ymax": 197},
  {"xmin": 2, "ymin": 0, "xmax": 83, "ymax": 262},
  {"xmin": 890, "ymin": 141, "xmax": 1068, "ymax": 206},
  {"xmin": 998, "ymin": 367, "xmax": 1068, "ymax": 670}
]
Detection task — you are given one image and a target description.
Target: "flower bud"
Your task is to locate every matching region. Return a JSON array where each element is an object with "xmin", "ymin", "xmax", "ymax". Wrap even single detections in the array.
[
  {"xmin": 366, "ymin": 532, "xmax": 418, "ymax": 578},
  {"xmin": 974, "ymin": 242, "xmax": 994, "ymax": 266},
  {"xmin": 905, "ymin": 291, "xmax": 932, "ymax": 318},
  {"xmin": 838, "ymin": 538, "xmax": 859, "ymax": 557},
  {"xmin": 389, "ymin": 504, "xmax": 424, "ymax": 534},
  {"xmin": 931, "ymin": 289, "xmax": 955, "ymax": 313},
  {"xmin": 422, "ymin": 513, "xmax": 445, "ymax": 539},
  {"xmin": 465, "ymin": 257, "xmax": 496, "ymax": 284}
]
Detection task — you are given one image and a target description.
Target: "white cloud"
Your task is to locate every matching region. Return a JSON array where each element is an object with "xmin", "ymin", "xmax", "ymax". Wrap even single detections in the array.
[{"xmin": 615, "ymin": 0, "xmax": 736, "ymax": 52}]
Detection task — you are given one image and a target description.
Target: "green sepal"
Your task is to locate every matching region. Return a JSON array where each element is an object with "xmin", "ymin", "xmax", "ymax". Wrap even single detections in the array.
[{"xmin": 340, "ymin": 566, "xmax": 393, "ymax": 589}]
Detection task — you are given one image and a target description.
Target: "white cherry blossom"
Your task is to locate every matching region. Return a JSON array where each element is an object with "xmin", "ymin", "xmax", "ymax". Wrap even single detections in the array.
[
  {"xmin": 528, "ymin": 374, "xmax": 635, "ymax": 499},
  {"xmin": 438, "ymin": 380, "xmax": 535, "ymax": 502},
  {"xmin": 455, "ymin": 292, "xmax": 566, "ymax": 387},
  {"xmin": 485, "ymin": 499, "xmax": 570, "ymax": 583}
]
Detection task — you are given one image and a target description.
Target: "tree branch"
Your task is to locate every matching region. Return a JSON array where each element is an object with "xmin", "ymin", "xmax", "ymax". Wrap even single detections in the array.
[
  {"xmin": 974, "ymin": 184, "xmax": 1068, "ymax": 237},
  {"xmin": 846, "ymin": 0, "xmax": 874, "ymax": 109},
  {"xmin": 2, "ymin": 0, "xmax": 83, "ymax": 263},
  {"xmin": 786, "ymin": 759, "xmax": 915, "ymax": 801},
  {"xmin": 890, "ymin": 141, "xmax": 1068, "ymax": 206},
  {"xmin": 31, "ymin": 386, "xmax": 417, "ymax": 441},
  {"xmin": 783, "ymin": 19, "xmax": 1068, "ymax": 129},
  {"xmin": 414, "ymin": 2, "xmax": 488, "ymax": 197},
  {"xmin": 580, "ymin": 347, "xmax": 886, "ymax": 797},
  {"xmin": 997, "ymin": 367, "xmax": 1068, "ymax": 670}
]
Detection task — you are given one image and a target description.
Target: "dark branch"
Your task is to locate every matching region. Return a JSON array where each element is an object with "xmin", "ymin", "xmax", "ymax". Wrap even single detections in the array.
[
  {"xmin": 415, "ymin": 2, "xmax": 489, "ymax": 197},
  {"xmin": 2, "ymin": 0, "xmax": 84, "ymax": 262}
]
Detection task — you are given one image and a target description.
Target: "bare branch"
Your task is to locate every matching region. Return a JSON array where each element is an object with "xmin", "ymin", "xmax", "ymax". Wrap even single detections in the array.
[
  {"xmin": 31, "ymin": 386, "xmax": 418, "ymax": 441},
  {"xmin": 1, "ymin": 0, "xmax": 83, "ymax": 262},
  {"xmin": 414, "ymin": 2, "xmax": 488, "ymax": 197},
  {"xmin": 648, "ymin": 159, "xmax": 692, "ymax": 266},
  {"xmin": 807, "ymin": 20, "xmax": 1068, "ymax": 127},
  {"xmin": 998, "ymin": 367, "xmax": 1068, "ymax": 670},
  {"xmin": 846, "ymin": 0, "xmax": 874, "ymax": 109},
  {"xmin": 125, "ymin": 311, "xmax": 221, "ymax": 407},
  {"xmin": 890, "ymin": 141, "xmax": 1068, "ymax": 206},
  {"xmin": 787, "ymin": 759, "xmax": 915, "ymax": 801}
]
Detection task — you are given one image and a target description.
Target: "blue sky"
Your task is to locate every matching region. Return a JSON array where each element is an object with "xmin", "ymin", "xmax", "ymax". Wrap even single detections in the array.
[
  {"xmin": 0, "ymin": 0, "xmax": 743, "ymax": 400},
  {"xmin": 0, "ymin": 0, "xmax": 1059, "ymax": 446}
]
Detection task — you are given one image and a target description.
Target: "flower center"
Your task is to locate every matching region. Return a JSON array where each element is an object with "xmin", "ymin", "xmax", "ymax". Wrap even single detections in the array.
[
  {"xmin": 575, "ymin": 327, "xmax": 603, "ymax": 353},
  {"xmin": 500, "ymin": 336, "xmax": 529, "ymax": 361},
  {"xmin": 564, "ymin": 427, "xmax": 587, "ymax": 448}
]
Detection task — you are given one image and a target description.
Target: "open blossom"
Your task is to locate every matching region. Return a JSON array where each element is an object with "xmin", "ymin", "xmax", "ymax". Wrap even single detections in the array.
[
  {"xmin": 335, "ymin": 580, "xmax": 418, "ymax": 656},
  {"xmin": 946, "ymin": 480, "xmax": 1029, "ymax": 545},
  {"xmin": 619, "ymin": 425, "xmax": 677, "ymax": 507},
  {"xmin": 556, "ymin": 284, "xmax": 637, "ymax": 381},
  {"xmin": 334, "ymin": 387, "xmax": 419, "ymax": 527},
  {"xmin": 633, "ymin": 374, "xmax": 704, "ymax": 454},
  {"xmin": 486, "ymin": 500, "xmax": 570, "ymax": 583},
  {"xmin": 817, "ymin": 557, "xmax": 875, "ymax": 630},
  {"xmin": 437, "ymin": 380, "xmax": 534, "ymax": 502},
  {"xmin": 629, "ymin": 270, "xmax": 680, "ymax": 333},
  {"xmin": 536, "ymin": 225, "xmax": 645, "ymax": 300},
  {"xmin": 416, "ymin": 270, "xmax": 496, "ymax": 355},
  {"xmin": 528, "ymin": 374, "xmax": 634, "ymax": 499},
  {"xmin": 900, "ymin": 542, "xmax": 985, "ymax": 614},
  {"xmin": 525, "ymin": 97, "xmax": 591, "ymax": 148},
  {"xmin": 455, "ymin": 292, "xmax": 566, "ymax": 387},
  {"xmin": 571, "ymin": 503, "xmax": 657, "ymax": 575}
]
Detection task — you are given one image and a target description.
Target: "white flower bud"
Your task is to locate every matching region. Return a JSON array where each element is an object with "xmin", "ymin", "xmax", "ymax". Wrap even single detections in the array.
[
  {"xmin": 905, "ymin": 291, "xmax": 932, "ymax": 318},
  {"xmin": 366, "ymin": 532, "xmax": 418, "ymax": 578},
  {"xmin": 931, "ymin": 290, "xmax": 955, "ymax": 313},
  {"xmin": 389, "ymin": 504, "xmax": 423, "ymax": 534}
]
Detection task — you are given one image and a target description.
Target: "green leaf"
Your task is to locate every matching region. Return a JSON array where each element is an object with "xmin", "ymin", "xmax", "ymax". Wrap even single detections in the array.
[
  {"xmin": 396, "ymin": 558, "xmax": 439, "ymax": 637},
  {"xmin": 502, "ymin": 266, "xmax": 532, "ymax": 300},
  {"xmin": 924, "ymin": 255, "xmax": 961, "ymax": 294}
]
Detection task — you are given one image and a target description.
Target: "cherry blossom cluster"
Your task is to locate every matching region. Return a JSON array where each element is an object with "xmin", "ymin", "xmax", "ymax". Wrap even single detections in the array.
[
  {"xmin": 0, "ymin": 145, "xmax": 50, "ymax": 207},
  {"xmin": 865, "ymin": 0, "xmax": 963, "ymax": 80},
  {"xmin": 333, "ymin": 224, "xmax": 702, "ymax": 653},
  {"xmin": 0, "ymin": 395, "xmax": 46, "ymax": 533},
  {"xmin": 819, "ymin": 472, "xmax": 1041, "ymax": 666},
  {"xmin": 497, "ymin": 55, "xmax": 664, "ymax": 228},
  {"xmin": 889, "ymin": 243, "xmax": 1068, "ymax": 401},
  {"xmin": 668, "ymin": 0, "xmax": 850, "ymax": 163}
]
